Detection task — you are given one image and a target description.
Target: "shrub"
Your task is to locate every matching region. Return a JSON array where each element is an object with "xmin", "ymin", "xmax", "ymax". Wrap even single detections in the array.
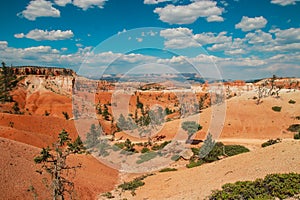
[
  {"xmin": 171, "ymin": 154, "xmax": 181, "ymax": 161},
  {"xmin": 44, "ymin": 110, "xmax": 50, "ymax": 116},
  {"xmin": 151, "ymin": 141, "xmax": 171, "ymax": 151},
  {"xmin": 261, "ymin": 138, "xmax": 281, "ymax": 147},
  {"xmin": 159, "ymin": 168, "xmax": 177, "ymax": 173},
  {"xmin": 288, "ymin": 99, "xmax": 296, "ymax": 104},
  {"xmin": 272, "ymin": 106, "xmax": 282, "ymax": 112},
  {"xmin": 294, "ymin": 132, "xmax": 300, "ymax": 140},
  {"xmin": 136, "ymin": 151, "xmax": 158, "ymax": 164},
  {"xmin": 224, "ymin": 145, "xmax": 250, "ymax": 156},
  {"xmin": 186, "ymin": 160, "xmax": 205, "ymax": 168},
  {"xmin": 101, "ymin": 192, "xmax": 114, "ymax": 199},
  {"xmin": 118, "ymin": 174, "xmax": 153, "ymax": 196},
  {"xmin": 287, "ymin": 124, "xmax": 300, "ymax": 132},
  {"xmin": 141, "ymin": 147, "xmax": 150, "ymax": 153},
  {"xmin": 209, "ymin": 173, "xmax": 300, "ymax": 200},
  {"xmin": 296, "ymin": 116, "xmax": 300, "ymax": 120}
]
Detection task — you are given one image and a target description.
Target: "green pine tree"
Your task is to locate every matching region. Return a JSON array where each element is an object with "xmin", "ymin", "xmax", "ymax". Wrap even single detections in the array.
[{"xmin": 0, "ymin": 62, "xmax": 18, "ymax": 102}]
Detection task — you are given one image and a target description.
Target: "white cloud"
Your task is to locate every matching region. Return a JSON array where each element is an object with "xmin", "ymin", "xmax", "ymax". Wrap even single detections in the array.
[
  {"xmin": 271, "ymin": 0, "xmax": 300, "ymax": 6},
  {"xmin": 154, "ymin": 1, "xmax": 224, "ymax": 24},
  {"xmin": 15, "ymin": 29, "xmax": 74, "ymax": 41},
  {"xmin": 72, "ymin": 0, "xmax": 108, "ymax": 10},
  {"xmin": 245, "ymin": 30, "xmax": 273, "ymax": 44},
  {"xmin": 54, "ymin": 0, "xmax": 71, "ymax": 6},
  {"xmin": 274, "ymin": 28, "xmax": 300, "ymax": 44},
  {"xmin": 207, "ymin": 15, "xmax": 224, "ymax": 22},
  {"xmin": 144, "ymin": 0, "xmax": 172, "ymax": 4},
  {"xmin": 17, "ymin": 0, "xmax": 60, "ymax": 21},
  {"xmin": 61, "ymin": 47, "xmax": 68, "ymax": 51},
  {"xmin": 235, "ymin": 16, "xmax": 267, "ymax": 32},
  {"xmin": 160, "ymin": 28, "xmax": 232, "ymax": 49},
  {"xmin": 14, "ymin": 33, "xmax": 25, "ymax": 38},
  {"xmin": 160, "ymin": 28, "xmax": 199, "ymax": 49},
  {"xmin": 0, "ymin": 41, "xmax": 8, "ymax": 49}
]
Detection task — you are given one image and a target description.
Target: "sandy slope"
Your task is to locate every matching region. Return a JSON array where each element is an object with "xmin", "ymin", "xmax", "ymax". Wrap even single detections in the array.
[
  {"xmin": 0, "ymin": 137, "xmax": 118, "ymax": 200},
  {"xmin": 122, "ymin": 139, "xmax": 300, "ymax": 200}
]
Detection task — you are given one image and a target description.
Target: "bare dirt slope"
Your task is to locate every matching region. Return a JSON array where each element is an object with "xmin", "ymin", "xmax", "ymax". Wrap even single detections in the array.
[
  {"xmin": 125, "ymin": 139, "xmax": 300, "ymax": 200},
  {"xmin": 0, "ymin": 137, "xmax": 118, "ymax": 200}
]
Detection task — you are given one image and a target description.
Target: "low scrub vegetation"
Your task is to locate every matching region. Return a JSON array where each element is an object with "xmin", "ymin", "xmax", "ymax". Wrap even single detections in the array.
[
  {"xmin": 186, "ymin": 134, "xmax": 249, "ymax": 168},
  {"xmin": 288, "ymin": 99, "xmax": 296, "ymax": 104},
  {"xmin": 287, "ymin": 124, "xmax": 300, "ymax": 132},
  {"xmin": 272, "ymin": 106, "xmax": 282, "ymax": 112},
  {"xmin": 209, "ymin": 173, "xmax": 300, "ymax": 200},
  {"xmin": 261, "ymin": 138, "xmax": 282, "ymax": 147},
  {"xmin": 159, "ymin": 168, "xmax": 177, "ymax": 173},
  {"xmin": 118, "ymin": 174, "xmax": 153, "ymax": 196}
]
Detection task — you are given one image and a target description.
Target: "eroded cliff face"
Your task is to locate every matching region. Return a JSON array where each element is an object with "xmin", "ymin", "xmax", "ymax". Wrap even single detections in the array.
[{"xmin": 12, "ymin": 66, "xmax": 76, "ymax": 76}]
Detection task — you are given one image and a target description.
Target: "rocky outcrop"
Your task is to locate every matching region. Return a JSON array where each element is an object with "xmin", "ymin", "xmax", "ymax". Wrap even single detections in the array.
[{"xmin": 11, "ymin": 66, "xmax": 76, "ymax": 76}]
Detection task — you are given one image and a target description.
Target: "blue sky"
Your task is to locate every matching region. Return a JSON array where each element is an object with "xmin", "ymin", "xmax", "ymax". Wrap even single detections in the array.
[{"xmin": 1, "ymin": 0, "xmax": 300, "ymax": 79}]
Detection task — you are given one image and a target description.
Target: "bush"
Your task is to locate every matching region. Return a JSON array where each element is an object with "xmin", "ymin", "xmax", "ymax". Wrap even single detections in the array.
[
  {"xmin": 294, "ymin": 133, "xmax": 300, "ymax": 140},
  {"xmin": 151, "ymin": 141, "xmax": 171, "ymax": 151},
  {"xmin": 288, "ymin": 99, "xmax": 296, "ymax": 104},
  {"xmin": 101, "ymin": 192, "xmax": 114, "ymax": 199},
  {"xmin": 171, "ymin": 154, "xmax": 181, "ymax": 161},
  {"xmin": 159, "ymin": 168, "xmax": 177, "ymax": 173},
  {"xmin": 261, "ymin": 138, "xmax": 281, "ymax": 147},
  {"xmin": 209, "ymin": 173, "xmax": 300, "ymax": 200},
  {"xmin": 136, "ymin": 151, "xmax": 158, "ymax": 164},
  {"xmin": 141, "ymin": 147, "xmax": 150, "ymax": 153},
  {"xmin": 224, "ymin": 145, "xmax": 250, "ymax": 156},
  {"xmin": 295, "ymin": 116, "xmax": 300, "ymax": 120},
  {"xmin": 287, "ymin": 124, "xmax": 300, "ymax": 132},
  {"xmin": 118, "ymin": 174, "xmax": 153, "ymax": 196},
  {"xmin": 272, "ymin": 106, "xmax": 282, "ymax": 112}
]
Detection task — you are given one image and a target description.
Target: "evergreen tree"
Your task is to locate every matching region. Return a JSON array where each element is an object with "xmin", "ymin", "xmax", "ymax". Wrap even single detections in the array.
[
  {"xmin": 85, "ymin": 124, "xmax": 101, "ymax": 149},
  {"xmin": 181, "ymin": 121, "xmax": 202, "ymax": 143},
  {"xmin": 0, "ymin": 62, "xmax": 18, "ymax": 102},
  {"xmin": 34, "ymin": 129, "xmax": 85, "ymax": 200}
]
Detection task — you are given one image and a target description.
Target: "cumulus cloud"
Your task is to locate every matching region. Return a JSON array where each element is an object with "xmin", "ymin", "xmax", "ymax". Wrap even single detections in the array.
[
  {"xmin": 14, "ymin": 29, "xmax": 74, "ymax": 41},
  {"xmin": 54, "ymin": 0, "xmax": 71, "ymax": 6},
  {"xmin": 154, "ymin": 1, "xmax": 224, "ymax": 24},
  {"xmin": 274, "ymin": 27, "xmax": 300, "ymax": 44},
  {"xmin": 271, "ymin": 0, "xmax": 300, "ymax": 6},
  {"xmin": 0, "ymin": 41, "xmax": 8, "ymax": 49},
  {"xmin": 17, "ymin": 0, "xmax": 60, "ymax": 21},
  {"xmin": 160, "ymin": 28, "xmax": 232, "ymax": 49},
  {"xmin": 72, "ymin": 0, "xmax": 108, "ymax": 10},
  {"xmin": 235, "ymin": 16, "xmax": 267, "ymax": 32},
  {"xmin": 245, "ymin": 30, "xmax": 273, "ymax": 44}
]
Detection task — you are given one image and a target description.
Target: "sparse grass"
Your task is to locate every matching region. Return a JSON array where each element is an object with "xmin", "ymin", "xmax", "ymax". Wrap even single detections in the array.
[
  {"xmin": 272, "ymin": 106, "xmax": 282, "ymax": 112},
  {"xmin": 261, "ymin": 138, "xmax": 281, "ymax": 147},
  {"xmin": 159, "ymin": 168, "xmax": 177, "ymax": 173},
  {"xmin": 209, "ymin": 173, "xmax": 300, "ymax": 200}
]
